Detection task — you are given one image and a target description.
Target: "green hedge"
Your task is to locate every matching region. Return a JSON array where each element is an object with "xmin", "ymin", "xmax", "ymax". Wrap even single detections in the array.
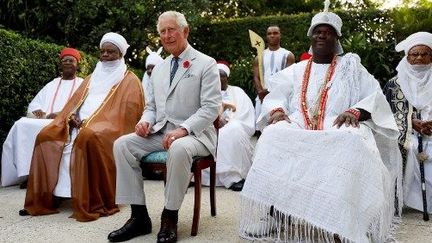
[
  {"xmin": 192, "ymin": 8, "xmax": 432, "ymax": 99},
  {"xmin": 0, "ymin": 29, "xmax": 97, "ymax": 150},
  {"xmin": 1, "ymin": 7, "xmax": 431, "ymax": 149}
]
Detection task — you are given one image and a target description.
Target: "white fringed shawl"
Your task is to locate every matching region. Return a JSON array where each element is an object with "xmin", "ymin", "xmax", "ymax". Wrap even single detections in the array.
[{"xmin": 240, "ymin": 54, "xmax": 402, "ymax": 242}]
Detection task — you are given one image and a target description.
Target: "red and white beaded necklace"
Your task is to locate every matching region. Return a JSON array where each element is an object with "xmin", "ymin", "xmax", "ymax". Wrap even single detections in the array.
[
  {"xmin": 48, "ymin": 77, "xmax": 77, "ymax": 114},
  {"xmin": 300, "ymin": 56, "xmax": 337, "ymax": 130}
]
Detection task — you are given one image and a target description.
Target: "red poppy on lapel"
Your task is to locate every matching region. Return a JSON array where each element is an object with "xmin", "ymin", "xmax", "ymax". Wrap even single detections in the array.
[{"xmin": 183, "ymin": 60, "xmax": 190, "ymax": 68}]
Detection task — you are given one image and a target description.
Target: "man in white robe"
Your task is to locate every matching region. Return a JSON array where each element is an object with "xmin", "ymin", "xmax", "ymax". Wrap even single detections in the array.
[
  {"xmin": 202, "ymin": 62, "xmax": 255, "ymax": 191},
  {"xmin": 142, "ymin": 46, "xmax": 163, "ymax": 104},
  {"xmin": 384, "ymin": 32, "xmax": 432, "ymax": 215},
  {"xmin": 239, "ymin": 5, "xmax": 402, "ymax": 243},
  {"xmin": 1, "ymin": 48, "xmax": 83, "ymax": 187},
  {"xmin": 253, "ymin": 25, "xmax": 295, "ymax": 127}
]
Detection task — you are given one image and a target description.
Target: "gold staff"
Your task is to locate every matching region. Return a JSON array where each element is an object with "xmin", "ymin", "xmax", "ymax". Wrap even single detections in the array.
[{"xmin": 248, "ymin": 29, "xmax": 265, "ymax": 89}]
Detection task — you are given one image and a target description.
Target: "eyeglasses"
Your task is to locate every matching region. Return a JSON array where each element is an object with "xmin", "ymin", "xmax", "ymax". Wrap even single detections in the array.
[{"xmin": 408, "ymin": 52, "xmax": 431, "ymax": 58}]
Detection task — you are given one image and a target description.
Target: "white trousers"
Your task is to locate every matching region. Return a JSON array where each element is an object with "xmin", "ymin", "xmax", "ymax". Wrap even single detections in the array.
[
  {"xmin": 114, "ymin": 123, "xmax": 210, "ymax": 210},
  {"xmin": 53, "ymin": 129, "xmax": 78, "ymax": 197}
]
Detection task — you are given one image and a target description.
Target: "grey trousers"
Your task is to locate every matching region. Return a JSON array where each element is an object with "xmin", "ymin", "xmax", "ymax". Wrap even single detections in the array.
[{"xmin": 114, "ymin": 123, "xmax": 210, "ymax": 210}]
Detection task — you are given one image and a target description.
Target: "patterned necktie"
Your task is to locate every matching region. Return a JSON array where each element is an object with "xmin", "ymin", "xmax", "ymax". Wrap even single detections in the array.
[{"xmin": 170, "ymin": 57, "xmax": 179, "ymax": 85}]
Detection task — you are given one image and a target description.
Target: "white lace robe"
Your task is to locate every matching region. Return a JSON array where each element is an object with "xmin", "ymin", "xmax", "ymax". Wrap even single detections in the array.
[{"xmin": 240, "ymin": 54, "xmax": 402, "ymax": 243}]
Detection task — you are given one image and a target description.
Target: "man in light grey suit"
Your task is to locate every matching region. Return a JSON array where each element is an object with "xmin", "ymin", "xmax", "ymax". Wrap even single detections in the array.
[{"xmin": 108, "ymin": 11, "xmax": 222, "ymax": 243}]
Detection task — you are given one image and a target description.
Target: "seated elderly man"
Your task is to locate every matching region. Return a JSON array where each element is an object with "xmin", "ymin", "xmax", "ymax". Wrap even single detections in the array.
[
  {"xmin": 239, "ymin": 3, "xmax": 402, "ymax": 242},
  {"xmin": 19, "ymin": 32, "xmax": 144, "ymax": 222},
  {"xmin": 108, "ymin": 11, "xmax": 221, "ymax": 243},
  {"xmin": 202, "ymin": 61, "xmax": 255, "ymax": 191},
  {"xmin": 1, "ymin": 48, "xmax": 83, "ymax": 187},
  {"xmin": 384, "ymin": 32, "xmax": 432, "ymax": 215}
]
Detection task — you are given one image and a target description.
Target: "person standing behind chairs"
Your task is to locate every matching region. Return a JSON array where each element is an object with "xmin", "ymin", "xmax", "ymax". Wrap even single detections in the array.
[
  {"xmin": 253, "ymin": 26, "xmax": 295, "ymax": 125},
  {"xmin": 383, "ymin": 32, "xmax": 432, "ymax": 215},
  {"xmin": 20, "ymin": 32, "xmax": 144, "ymax": 222},
  {"xmin": 201, "ymin": 61, "xmax": 255, "ymax": 192},
  {"xmin": 108, "ymin": 11, "xmax": 221, "ymax": 243},
  {"xmin": 142, "ymin": 46, "xmax": 163, "ymax": 104},
  {"xmin": 1, "ymin": 48, "xmax": 83, "ymax": 187}
]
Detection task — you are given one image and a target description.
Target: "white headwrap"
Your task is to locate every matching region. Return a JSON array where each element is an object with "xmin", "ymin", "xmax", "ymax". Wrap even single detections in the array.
[
  {"xmin": 307, "ymin": 0, "xmax": 344, "ymax": 55},
  {"xmin": 79, "ymin": 33, "xmax": 129, "ymax": 120},
  {"xmin": 100, "ymin": 32, "xmax": 130, "ymax": 57},
  {"xmin": 217, "ymin": 63, "xmax": 230, "ymax": 77},
  {"xmin": 396, "ymin": 32, "xmax": 432, "ymax": 111},
  {"xmin": 145, "ymin": 47, "xmax": 164, "ymax": 68},
  {"xmin": 395, "ymin": 32, "xmax": 432, "ymax": 55}
]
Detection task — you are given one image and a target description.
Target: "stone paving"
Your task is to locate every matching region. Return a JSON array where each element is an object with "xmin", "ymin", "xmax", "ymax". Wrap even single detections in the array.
[{"xmin": 1, "ymin": 181, "xmax": 431, "ymax": 243}]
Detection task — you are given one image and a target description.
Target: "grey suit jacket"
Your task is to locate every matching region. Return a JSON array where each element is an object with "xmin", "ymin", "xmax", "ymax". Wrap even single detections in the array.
[{"xmin": 140, "ymin": 44, "xmax": 221, "ymax": 156}]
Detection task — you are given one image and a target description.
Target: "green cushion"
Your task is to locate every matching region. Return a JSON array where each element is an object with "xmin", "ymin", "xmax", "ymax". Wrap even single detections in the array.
[{"xmin": 141, "ymin": 151, "xmax": 168, "ymax": 164}]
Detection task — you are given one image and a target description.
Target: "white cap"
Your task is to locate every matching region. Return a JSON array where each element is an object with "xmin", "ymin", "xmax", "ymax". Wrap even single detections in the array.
[
  {"xmin": 145, "ymin": 47, "xmax": 164, "ymax": 68},
  {"xmin": 307, "ymin": 1, "xmax": 344, "ymax": 55},
  {"xmin": 217, "ymin": 62, "xmax": 230, "ymax": 77},
  {"xmin": 307, "ymin": 12, "xmax": 342, "ymax": 37},
  {"xmin": 395, "ymin": 32, "xmax": 432, "ymax": 55},
  {"xmin": 100, "ymin": 32, "xmax": 130, "ymax": 57}
]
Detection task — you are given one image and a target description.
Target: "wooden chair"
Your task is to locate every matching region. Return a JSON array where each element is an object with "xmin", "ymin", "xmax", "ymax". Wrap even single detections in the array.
[{"xmin": 140, "ymin": 119, "xmax": 219, "ymax": 236}]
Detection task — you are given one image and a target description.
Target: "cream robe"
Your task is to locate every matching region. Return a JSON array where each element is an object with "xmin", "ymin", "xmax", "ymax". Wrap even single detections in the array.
[{"xmin": 240, "ymin": 54, "xmax": 402, "ymax": 243}]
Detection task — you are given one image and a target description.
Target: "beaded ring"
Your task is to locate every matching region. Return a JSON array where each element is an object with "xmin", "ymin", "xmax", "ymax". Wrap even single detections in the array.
[{"xmin": 346, "ymin": 108, "xmax": 360, "ymax": 120}]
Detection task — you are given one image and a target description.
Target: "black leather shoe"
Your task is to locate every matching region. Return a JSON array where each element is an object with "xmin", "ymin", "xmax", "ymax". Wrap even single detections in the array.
[
  {"xmin": 53, "ymin": 196, "xmax": 70, "ymax": 208},
  {"xmin": 188, "ymin": 181, "xmax": 195, "ymax": 188},
  {"xmin": 19, "ymin": 209, "xmax": 30, "ymax": 216},
  {"xmin": 19, "ymin": 180, "xmax": 28, "ymax": 189},
  {"xmin": 157, "ymin": 216, "xmax": 177, "ymax": 243},
  {"xmin": 229, "ymin": 179, "xmax": 245, "ymax": 191},
  {"xmin": 108, "ymin": 217, "xmax": 152, "ymax": 242}
]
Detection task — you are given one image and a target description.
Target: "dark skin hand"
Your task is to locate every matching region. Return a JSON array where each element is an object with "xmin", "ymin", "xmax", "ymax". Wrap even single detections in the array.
[
  {"xmin": 258, "ymin": 90, "xmax": 270, "ymax": 102},
  {"xmin": 68, "ymin": 113, "xmax": 83, "ymax": 129},
  {"xmin": 268, "ymin": 110, "xmax": 361, "ymax": 128},
  {"xmin": 268, "ymin": 111, "xmax": 291, "ymax": 124},
  {"xmin": 32, "ymin": 109, "xmax": 46, "ymax": 119},
  {"xmin": 222, "ymin": 102, "xmax": 236, "ymax": 112},
  {"xmin": 413, "ymin": 118, "xmax": 432, "ymax": 136},
  {"xmin": 218, "ymin": 117, "xmax": 228, "ymax": 129},
  {"xmin": 333, "ymin": 112, "xmax": 360, "ymax": 128},
  {"xmin": 46, "ymin": 113, "xmax": 58, "ymax": 119}
]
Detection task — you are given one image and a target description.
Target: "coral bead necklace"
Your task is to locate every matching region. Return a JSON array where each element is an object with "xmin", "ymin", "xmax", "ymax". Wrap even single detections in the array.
[{"xmin": 300, "ymin": 56, "xmax": 337, "ymax": 130}]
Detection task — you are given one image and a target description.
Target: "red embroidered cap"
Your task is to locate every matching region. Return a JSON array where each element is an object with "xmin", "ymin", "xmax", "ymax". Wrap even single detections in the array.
[{"xmin": 60, "ymin": 47, "xmax": 81, "ymax": 62}]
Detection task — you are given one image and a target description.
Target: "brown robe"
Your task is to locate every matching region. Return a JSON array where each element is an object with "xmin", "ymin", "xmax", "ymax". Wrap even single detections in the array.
[{"xmin": 24, "ymin": 71, "xmax": 144, "ymax": 222}]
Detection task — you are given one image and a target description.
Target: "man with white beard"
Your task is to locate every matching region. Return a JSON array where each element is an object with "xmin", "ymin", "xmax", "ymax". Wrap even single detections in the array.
[
  {"xmin": 384, "ymin": 32, "xmax": 432, "ymax": 215},
  {"xmin": 20, "ymin": 32, "xmax": 144, "ymax": 222}
]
